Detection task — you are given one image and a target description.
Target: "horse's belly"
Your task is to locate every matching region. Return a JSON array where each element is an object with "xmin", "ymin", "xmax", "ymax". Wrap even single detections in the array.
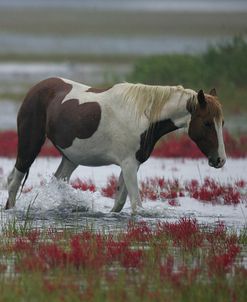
[{"xmin": 58, "ymin": 137, "xmax": 118, "ymax": 167}]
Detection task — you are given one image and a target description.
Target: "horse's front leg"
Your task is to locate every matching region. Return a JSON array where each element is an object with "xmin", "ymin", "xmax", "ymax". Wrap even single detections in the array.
[
  {"xmin": 111, "ymin": 171, "xmax": 128, "ymax": 212},
  {"xmin": 121, "ymin": 158, "xmax": 142, "ymax": 214}
]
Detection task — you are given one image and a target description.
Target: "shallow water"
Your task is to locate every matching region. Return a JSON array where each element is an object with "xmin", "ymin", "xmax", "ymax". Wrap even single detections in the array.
[
  {"xmin": 2, "ymin": 197, "xmax": 246, "ymax": 233},
  {"xmin": 0, "ymin": 33, "xmax": 228, "ymax": 56},
  {"xmin": 0, "ymin": 158, "xmax": 246, "ymax": 232},
  {"xmin": 0, "ymin": 62, "xmax": 131, "ymax": 88}
]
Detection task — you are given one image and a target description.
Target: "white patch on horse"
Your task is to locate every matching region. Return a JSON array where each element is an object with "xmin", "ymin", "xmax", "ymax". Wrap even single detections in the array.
[
  {"xmin": 59, "ymin": 78, "xmax": 90, "ymax": 104},
  {"xmin": 214, "ymin": 118, "xmax": 226, "ymax": 164},
  {"xmin": 59, "ymin": 97, "xmax": 147, "ymax": 167}
]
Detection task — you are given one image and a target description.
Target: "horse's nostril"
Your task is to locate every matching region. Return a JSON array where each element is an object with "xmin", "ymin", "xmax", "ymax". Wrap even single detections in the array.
[
  {"xmin": 209, "ymin": 157, "xmax": 226, "ymax": 168},
  {"xmin": 217, "ymin": 157, "xmax": 226, "ymax": 167}
]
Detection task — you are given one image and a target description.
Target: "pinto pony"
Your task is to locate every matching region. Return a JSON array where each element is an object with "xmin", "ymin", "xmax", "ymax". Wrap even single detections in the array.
[{"xmin": 5, "ymin": 78, "xmax": 226, "ymax": 213}]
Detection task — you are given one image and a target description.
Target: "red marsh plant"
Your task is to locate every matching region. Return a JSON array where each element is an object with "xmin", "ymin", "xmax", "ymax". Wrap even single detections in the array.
[
  {"xmin": 139, "ymin": 177, "xmax": 245, "ymax": 205},
  {"xmin": 156, "ymin": 217, "xmax": 204, "ymax": 250},
  {"xmin": 186, "ymin": 177, "xmax": 242, "ymax": 205},
  {"xmin": 124, "ymin": 221, "xmax": 153, "ymax": 242},
  {"xmin": 140, "ymin": 177, "xmax": 184, "ymax": 201},
  {"xmin": 71, "ymin": 178, "xmax": 96, "ymax": 192},
  {"xmin": 207, "ymin": 243, "xmax": 241, "ymax": 275},
  {"xmin": 1, "ymin": 219, "xmax": 246, "ymax": 302},
  {"xmin": 101, "ymin": 175, "xmax": 118, "ymax": 198}
]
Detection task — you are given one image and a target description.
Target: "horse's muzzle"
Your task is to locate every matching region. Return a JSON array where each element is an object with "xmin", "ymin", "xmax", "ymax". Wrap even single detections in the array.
[{"xmin": 208, "ymin": 157, "xmax": 226, "ymax": 169}]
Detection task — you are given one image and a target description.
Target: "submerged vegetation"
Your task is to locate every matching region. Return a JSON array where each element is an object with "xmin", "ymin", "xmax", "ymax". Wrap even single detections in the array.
[{"xmin": 0, "ymin": 219, "xmax": 246, "ymax": 302}]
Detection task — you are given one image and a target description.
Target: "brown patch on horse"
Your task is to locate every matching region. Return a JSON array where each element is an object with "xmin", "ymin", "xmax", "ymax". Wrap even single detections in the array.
[
  {"xmin": 16, "ymin": 77, "xmax": 72, "ymax": 173},
  {"xmin": 136, "ymin": 119, "xmax": 178, "ymax": 163},
  {"xmin": 187, "ymin": 92, "xmax": 222, "ymax": 120},
  {"xmin": 204, "ymin": 94, "xmax": 223, "ymax": 122},
  {"xmin": 86, "ymin": 86, "xmax": 112, "ymax": 93},
  {"xmin": 47, "ymin": 100, "xmax": 101, "ymax": 149}
]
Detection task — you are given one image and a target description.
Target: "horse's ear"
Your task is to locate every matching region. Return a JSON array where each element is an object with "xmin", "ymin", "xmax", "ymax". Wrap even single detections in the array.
[
  {"xmin": 209, "ymin": 88, "xmax": 217, "ymax": 96},
  {"xmin": 197, "ymin": 90, "xmax": 206, "ymax": 108}
]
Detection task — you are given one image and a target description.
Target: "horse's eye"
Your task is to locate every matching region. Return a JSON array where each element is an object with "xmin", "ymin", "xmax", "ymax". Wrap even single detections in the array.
[{"xmin": 204, "ymin": 121, "xmax": 213, "ymax": 128}]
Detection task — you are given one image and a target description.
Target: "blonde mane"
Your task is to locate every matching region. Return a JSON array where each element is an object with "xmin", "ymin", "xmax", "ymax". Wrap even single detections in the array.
[{"xmin": 115, "ymin": 83, "xmax": 196, "ymax": 123}]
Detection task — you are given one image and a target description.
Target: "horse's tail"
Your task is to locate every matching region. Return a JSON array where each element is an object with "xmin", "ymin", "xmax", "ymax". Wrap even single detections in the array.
[
  {"xmin": 5, "ymin": 81, "xmax": 49, "ymax": 209},
  {"xmin": 15, "ymin": 81, "xmax": 49, "ymax": 174},
  {"xmin": 14, "ymin": 77, "xmax": 72, "ymax": 174},
  {"xmin": 5, "ymin": 78, "xmax": 72, "ymax": 209}
]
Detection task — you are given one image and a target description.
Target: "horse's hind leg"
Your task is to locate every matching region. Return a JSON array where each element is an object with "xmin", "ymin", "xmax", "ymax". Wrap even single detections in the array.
[
  {"xmin": 54, "ymin": 156, "xmax": 77, "ymax": 181},
  {"xmin": 5, "ymin": 143, "xmax": 45, "ymax": 209},
  {"xmin": 111, "ymin": 171, "xmax": 128, "ymax": 212},
  {"xmin": 5, "ymin": 168, "xmax": 25, "ymax": 209},
  {"xmin": 5, "ymin": 108, "xmax": 46, "ymax": 209}
]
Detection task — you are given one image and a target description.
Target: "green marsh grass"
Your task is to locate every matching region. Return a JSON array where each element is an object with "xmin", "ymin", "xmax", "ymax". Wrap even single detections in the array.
[{"xmin": 128, "ymin": 37, "xmax": 247, "ymax": 113}]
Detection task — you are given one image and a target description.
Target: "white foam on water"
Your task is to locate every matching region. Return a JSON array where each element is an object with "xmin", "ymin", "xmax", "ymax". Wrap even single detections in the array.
[{"xmin": 15, "ymin": 178, "xmax": 93, "ymax": 212}]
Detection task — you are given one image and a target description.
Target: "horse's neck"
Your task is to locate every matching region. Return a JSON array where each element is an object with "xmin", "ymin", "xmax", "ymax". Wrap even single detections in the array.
[
  {"xmin": 160, "ymin": 91, "xmax": 195, "ymax": 129},
  {"xmin": 112, "ymin": 83, "xmax": 195, "ymax": 130},
  {"xmin": 134, "ymin": 91, "xmax": 196, "ymax": 163}
]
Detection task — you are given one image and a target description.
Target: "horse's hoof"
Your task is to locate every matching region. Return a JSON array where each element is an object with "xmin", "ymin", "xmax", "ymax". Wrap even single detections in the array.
[
  {"xmin": 5, "ymin": 199, "xmax": 13, "ymax": 210},
  {"xmin": 110, "ymin": 207, "xmax": 120, "ymax": 213},
  {"xmin": 110, "ymin": 204, "xmax": 124, "ymax": 213},
  {"xmin": 131, "ymin": 205, "xmax": 144, "ymax": 216}
]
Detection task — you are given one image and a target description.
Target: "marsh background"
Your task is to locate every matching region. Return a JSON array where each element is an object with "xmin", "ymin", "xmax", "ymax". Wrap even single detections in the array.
[
  {"xmin": 0, "ymin": 0, "xmax": 246, "ymax": 133},
  {"xmin": 0, "ymin": 5, "xmax": 246, "ymax": 301}
]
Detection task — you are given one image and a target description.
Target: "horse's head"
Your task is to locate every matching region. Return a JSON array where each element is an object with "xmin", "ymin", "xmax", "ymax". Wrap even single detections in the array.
[{"xmin": 188, "ymin": 89, "xmax": 226, "ymax": 168}]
